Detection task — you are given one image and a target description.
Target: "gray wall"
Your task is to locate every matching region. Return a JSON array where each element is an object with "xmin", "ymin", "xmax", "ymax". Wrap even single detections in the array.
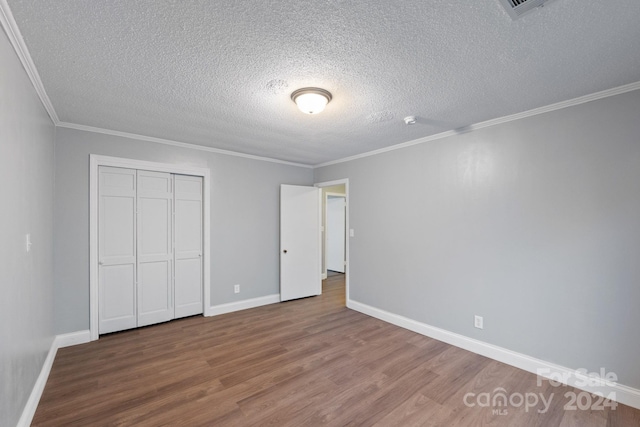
[
  {"xmin": 0, "ymin": 30, "xmax": 55, "ymax": 426},
  {"xmin": 54, "ymin": 127, "xmax": 313, "ymax": 334},
  {"xmin": 315, "ymin": 89, "xmax": 640, "ymax": 390}
]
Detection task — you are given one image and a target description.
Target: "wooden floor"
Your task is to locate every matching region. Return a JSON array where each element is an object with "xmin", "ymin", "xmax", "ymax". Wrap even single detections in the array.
[{"xmin": 33, "ymin": 275, "xmax": 639, "ymax": 426}]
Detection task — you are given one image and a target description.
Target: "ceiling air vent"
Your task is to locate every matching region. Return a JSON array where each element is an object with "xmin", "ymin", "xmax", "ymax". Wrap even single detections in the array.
[{"xmin": 498, "ymin": 0, "xmax": 553, "ymax": 19}]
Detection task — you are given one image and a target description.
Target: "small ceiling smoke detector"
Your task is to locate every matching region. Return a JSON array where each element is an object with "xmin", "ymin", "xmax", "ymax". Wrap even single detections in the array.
[
  {"xmin": 291, "ymin": 88, "xmax": 332, "ymax": 115},
  {"xmin": 404, "ymin": 116, "xmax": 417, "ymax": 125}
]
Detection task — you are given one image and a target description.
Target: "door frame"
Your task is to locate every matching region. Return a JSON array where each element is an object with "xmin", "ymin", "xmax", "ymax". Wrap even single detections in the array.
[
  {"xmin": 324, "ymin": 192, "xmax": 346, "ymax": 276},
  {"xmin": 89, "ymin": 154, "xmax": 211, "ymax": 341},
  {"xmin": 315, "ymin": 179, "xmax": 350, "ymax": 305}
]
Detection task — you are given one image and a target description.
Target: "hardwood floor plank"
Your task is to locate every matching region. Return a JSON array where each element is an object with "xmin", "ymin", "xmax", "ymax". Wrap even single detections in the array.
[
  {"xmin": 372, "ymin": 392, "xmax": 438, "ymax": 427},
  {"xmin": 31, "ymin": 274, "xmax": 640, "ymax": 426}
]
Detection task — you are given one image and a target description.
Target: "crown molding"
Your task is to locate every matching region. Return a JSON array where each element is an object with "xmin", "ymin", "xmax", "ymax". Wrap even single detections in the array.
[
  {"xmin": 0, "ymin": 0, "xmax": 59, "ymax": 124},
  {"xmin": 314, "ymin": 80, "xmax": 640, "ymax": 168},
  {"xmin": 58, "ymin": 122, "xmax": 313, "ymax": 168}
]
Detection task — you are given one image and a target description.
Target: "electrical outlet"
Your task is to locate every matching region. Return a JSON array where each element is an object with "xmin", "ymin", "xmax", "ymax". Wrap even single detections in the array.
[
  {"xmin": 474, "ymin": 315, "xmax": 484, "ymax": 329},
  {"xmin": 234, "ymin": 284, "xmax": 240, "ymax": 294}
]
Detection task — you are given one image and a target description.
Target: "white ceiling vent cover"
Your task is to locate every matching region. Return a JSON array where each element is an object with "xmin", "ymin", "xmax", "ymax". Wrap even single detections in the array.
[{"xmin": 499, "ymin": 0, "xmax": 554, "ymax": 19}]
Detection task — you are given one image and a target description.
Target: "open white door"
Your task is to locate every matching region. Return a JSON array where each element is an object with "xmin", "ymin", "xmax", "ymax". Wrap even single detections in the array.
[{"xmin": 280, "ymin": 185, "xmax": 321, "ymax": 301}]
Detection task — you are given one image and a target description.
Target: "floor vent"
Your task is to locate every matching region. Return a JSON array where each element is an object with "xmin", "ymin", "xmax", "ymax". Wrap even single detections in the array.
[{"xmin": 498, "ymin": 0, "xmax": 553, "ymax": 19}]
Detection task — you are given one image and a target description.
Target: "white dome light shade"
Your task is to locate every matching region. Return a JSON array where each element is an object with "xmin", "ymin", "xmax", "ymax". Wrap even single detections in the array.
[{"xmin": 291, "ymin": 88, "xmax": 332, "ymax": 115}]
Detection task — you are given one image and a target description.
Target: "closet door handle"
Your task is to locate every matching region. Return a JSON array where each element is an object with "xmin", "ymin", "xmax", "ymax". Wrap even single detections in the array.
[{"xmin": 283, "ymin": 249, "xmax": 287, "ymax": 254}]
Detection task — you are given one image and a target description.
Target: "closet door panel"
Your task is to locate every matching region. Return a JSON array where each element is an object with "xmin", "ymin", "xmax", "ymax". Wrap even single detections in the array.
[
  {"xmin": 174, "ymin": 175, "xmax": 204, "ymax": 318},
  {"xmin": 138, "ymin": 260, "xmax": 172, "ymax": 318},
  {"xmin": 137, "ymin": 171, "xmax": 174, "ymax": 327},
  {"xmin": 98, "ymin": 167, "xmax": 137, "ymax": 334},
  {"xmin": 139, "ymin": 198, "xmax": 171, "ymax": 254},
  {"xmin": 101, "ymin": 264, "xmax": 136, "ymax": 322}
]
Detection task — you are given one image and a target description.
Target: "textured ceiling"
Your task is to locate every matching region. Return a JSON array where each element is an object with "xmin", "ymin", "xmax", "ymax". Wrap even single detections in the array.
[{"xmin": 7, "ymin": 0, "xmax": 640, "ymax": 165}]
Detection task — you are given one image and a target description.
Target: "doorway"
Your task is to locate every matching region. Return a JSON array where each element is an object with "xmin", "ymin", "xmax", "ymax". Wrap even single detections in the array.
[
  {"xmin": 325, "ymin": 193, "xmax": 346, "ymax": 274},
  {"xmin": 315, "ymin": 179, "xmax": 349, "ymax": 306}
]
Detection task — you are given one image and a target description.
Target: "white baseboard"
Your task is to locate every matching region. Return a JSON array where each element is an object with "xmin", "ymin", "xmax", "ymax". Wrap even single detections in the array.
[
  {"xmin": 16, "ymin": 339, "xmax": 57, "ymax": 427},
  {"xmin": 206, "ymin": 294, "xmax": 280, "ymax": 316},
  {"xmin": 347, "ymin": 299, "xmax": 640, "ymax": 410},
  {"xmin": 322, "ymin": 273, "xmax": 327, "ymax": 280},
  {"xmin": 17, "ymin": 330, "xmax": 91, "ymax": 426},
  {"xmin": 56, "ymin": 330, "xmax": 91, "ymax": 348}
]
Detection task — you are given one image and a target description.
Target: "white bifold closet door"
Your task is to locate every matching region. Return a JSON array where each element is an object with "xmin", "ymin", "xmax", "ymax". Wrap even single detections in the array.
[
  {"xmin": 98, "ymin": 166, "xmax": 203, "ymax": 335},
  {"xmin": 174, "ymin": 175, "xmax": 204, "ymax": 318},
  {"xmin": 136, "ymin": 171, "xmax": 174, "ymax": 327},
  {"xmin": 98, "ymin": 167, "xmax": 137, "ymax": 334}
]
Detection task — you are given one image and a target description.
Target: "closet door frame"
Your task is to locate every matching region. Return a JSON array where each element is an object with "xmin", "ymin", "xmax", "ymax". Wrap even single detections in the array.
[{"xmin": 90, "ymin": 154, "xmax": 211, "ymax": 341}]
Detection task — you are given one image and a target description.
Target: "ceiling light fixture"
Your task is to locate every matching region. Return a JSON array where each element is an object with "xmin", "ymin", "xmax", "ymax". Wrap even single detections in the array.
[{"xmin": 291, "ymin": 87, "xmax": 332, "ymax": 115}]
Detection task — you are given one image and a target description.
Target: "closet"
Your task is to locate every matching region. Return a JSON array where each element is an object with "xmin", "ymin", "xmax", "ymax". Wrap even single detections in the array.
[{"xmin": 98, "ymin": 166, "xmax": 203, "ymax": 334}]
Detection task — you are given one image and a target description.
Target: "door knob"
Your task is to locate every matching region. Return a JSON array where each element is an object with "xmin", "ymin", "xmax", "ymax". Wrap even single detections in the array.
[{"xmin": 283, "ymin": 249, "xmax": 287, "ymax": 254}]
